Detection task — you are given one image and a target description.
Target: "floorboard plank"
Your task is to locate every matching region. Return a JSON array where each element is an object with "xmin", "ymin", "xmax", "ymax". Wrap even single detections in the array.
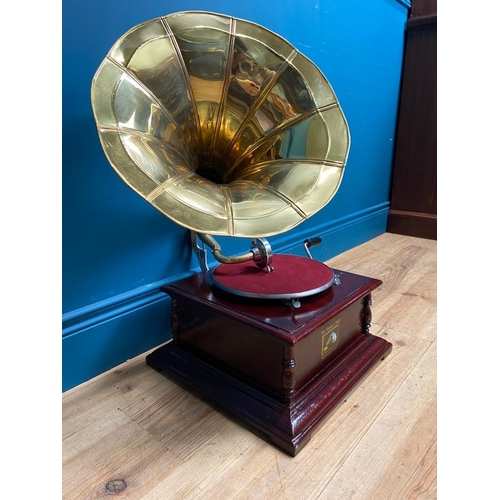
[{"xmin": 316, "ymin": 341, "xmax": 437, "ymax": 500}]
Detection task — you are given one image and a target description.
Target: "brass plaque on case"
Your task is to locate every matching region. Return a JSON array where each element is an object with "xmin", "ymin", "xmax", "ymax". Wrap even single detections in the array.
[{"xmin": 321, "ymin": 319, "xmax": 341, "ymax": 359}]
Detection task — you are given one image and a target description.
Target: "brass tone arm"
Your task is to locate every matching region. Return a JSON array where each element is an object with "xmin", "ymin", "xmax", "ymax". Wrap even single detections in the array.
[{"xmin": 196, "ymin": 233, "xmax": 273, "ymax": 272}]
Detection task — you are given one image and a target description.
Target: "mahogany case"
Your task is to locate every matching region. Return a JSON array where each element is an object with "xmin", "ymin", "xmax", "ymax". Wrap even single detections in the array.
[{"xmin": 146, "ymin": 268, "xmax": 392, "ymax": 456}]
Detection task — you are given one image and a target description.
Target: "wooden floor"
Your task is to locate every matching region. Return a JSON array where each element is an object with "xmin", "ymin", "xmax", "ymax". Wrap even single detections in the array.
[{"xmin": 62, "ymin": 233, "xmax": 437, "ymax": 499}]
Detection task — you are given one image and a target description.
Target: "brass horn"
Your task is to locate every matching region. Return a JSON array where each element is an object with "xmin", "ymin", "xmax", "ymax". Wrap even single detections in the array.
[{"xmin": 91, "ymin": 11, "xmax": 350, "ymax": 264}]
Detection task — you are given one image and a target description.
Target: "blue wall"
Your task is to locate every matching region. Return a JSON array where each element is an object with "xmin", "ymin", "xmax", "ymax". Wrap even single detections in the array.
[{"xmin": 62, "ymin": 0, "xmax": 410, "ymax": 391}]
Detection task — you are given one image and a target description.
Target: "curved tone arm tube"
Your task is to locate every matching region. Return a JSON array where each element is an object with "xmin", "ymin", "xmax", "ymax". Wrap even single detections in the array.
[{"xmin": 196, "ymin": 233, "xmax": 255, "ymax": 264}]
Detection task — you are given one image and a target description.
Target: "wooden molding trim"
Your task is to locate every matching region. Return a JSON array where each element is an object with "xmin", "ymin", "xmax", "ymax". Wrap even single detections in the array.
[
  {"xmin": 407, "ymin": 13, "xmax": 437, "ymax": 31},
  {"xmin": 387, "ymin": 210, "xmax": 437, "ymax": 240}
]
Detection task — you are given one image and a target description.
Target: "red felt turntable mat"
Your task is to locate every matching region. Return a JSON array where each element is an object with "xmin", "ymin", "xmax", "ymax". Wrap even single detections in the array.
[{"xmin": 212, "ymin": 254, "xmax": 335, "ymax": 298}]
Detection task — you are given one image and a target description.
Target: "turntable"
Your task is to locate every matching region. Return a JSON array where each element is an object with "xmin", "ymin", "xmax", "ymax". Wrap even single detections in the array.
[{"xmin": 91, "ymin": 11, "xmax": 392, "ymax": 456}]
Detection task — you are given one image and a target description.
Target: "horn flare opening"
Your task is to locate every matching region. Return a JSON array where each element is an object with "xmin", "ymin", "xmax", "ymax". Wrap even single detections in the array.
[{"xmin": 91, "ymin": 11, "xmax": 350, "ymax": 237}]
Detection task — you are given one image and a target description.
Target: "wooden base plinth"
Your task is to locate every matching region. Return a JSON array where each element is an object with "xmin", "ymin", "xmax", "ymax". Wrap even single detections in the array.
[{"xmin": 146, "ymin": 267, "xmax": 392, "ymax": 456}]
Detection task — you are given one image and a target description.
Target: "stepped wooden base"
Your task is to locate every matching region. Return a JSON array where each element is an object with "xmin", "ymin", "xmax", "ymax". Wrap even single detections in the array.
[{"xmin": 146, "ymin": 267, "xmax": 392, "ymax": 456}]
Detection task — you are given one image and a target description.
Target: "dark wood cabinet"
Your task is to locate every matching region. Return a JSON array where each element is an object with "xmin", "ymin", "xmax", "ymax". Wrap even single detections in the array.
[
  {"xmin": 387, "ymin": 0, "xmax": 437, "ymax": 240},
  {"xmin": 146, "ymin": 269, "xmax": 392, "ymax": 456}
]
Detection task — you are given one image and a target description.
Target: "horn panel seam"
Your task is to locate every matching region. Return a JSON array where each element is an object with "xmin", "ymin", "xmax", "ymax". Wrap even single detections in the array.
[
  {"xmin": 153, "ymin": 186, "xmax": 229, "ymax": 219},
  {"xmin": 111, "ymin": 126, "xmax": 193, "ymax": 167},
  {"xmin": 229, "ymin": 102, "xmax": 340, "ymax": 172},
  {"xmin": 208, "ymin": 16, "xmax": 237, "ymax": 165},
  {"xmin": 113, "ymin": 127, "xmax": 164, "ymax": 191},
  {"xmin": 105, "ymin": 56, "xmax": 195, "ymax": 162},
  {"xmin": 98, "ymin": 82, "xmax": 160, "ymax": 193},
  {"xmin": 160, "ymin": 16, "xmax": 204, "ymax": 159},
  {"xmin": 243, "ymin": 181, "xmax": 308, "ymax": 220},
  {"xmin": 146, "ymin": 172, "xmax": 194, "ymax": 202},
  {"xmin": 104, "ymin": 129, "xmax": 160, "ymax": 197},
  {"xmin": 110, "ymin": 124, "xmax": 194, "ymax": 201},
  {"xmin": 111, "ymin": 34, "xmax": 171, "ymax": 65},
  {"xmin": 227, "ymin": 159, "xmax": 345, "ymax": 185},
  {"xmin": 221, "ymin": 185, "xmax": 235, "ymax": 236},
  {"xmin": 145, "ymin": 185, "xmax": 164, "ymax": 202},
  {"xmin": 219, "ymin": 50, "xmax": 298, "ymax": 169},
  {"xmin": 241, "ymin": 158, "xmax": 346, "ymax": 171}
]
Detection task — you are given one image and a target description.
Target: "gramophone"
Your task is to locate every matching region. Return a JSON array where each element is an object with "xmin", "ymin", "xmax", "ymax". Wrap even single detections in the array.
[{"xmin": 91, "ymin": 11, "xmax": 392, "ymax": 456}]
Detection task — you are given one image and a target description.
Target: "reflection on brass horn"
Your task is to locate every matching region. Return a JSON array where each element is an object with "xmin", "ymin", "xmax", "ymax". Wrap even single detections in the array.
[{"xmin": 91, "ymin": 11, "xmax": 350, "ymax": 256}]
